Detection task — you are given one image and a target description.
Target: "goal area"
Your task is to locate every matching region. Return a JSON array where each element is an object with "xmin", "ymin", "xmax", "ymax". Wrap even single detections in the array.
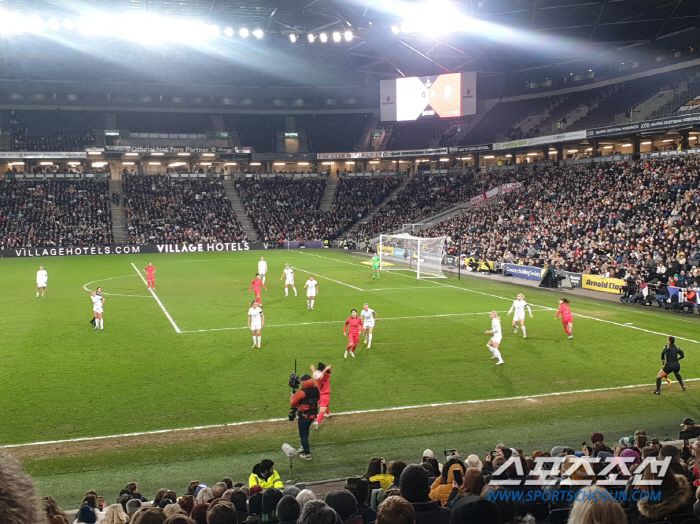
[{"xmin": 379, "ymin": 233, "xmax": 447, "ymax": 279}]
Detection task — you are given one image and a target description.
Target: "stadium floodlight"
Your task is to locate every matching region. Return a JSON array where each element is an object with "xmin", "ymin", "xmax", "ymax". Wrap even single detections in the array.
[
  {"xmin": 307, "ymin": 33, "xmax": 315, "ymax": 43},
  {"xmin": 224, "ymin": 27, "xmax": 234, "ymax": 37},
  {"xmin": 319, "ymin": 32, "xmax": 328, "ymax": 43},
  {"xmin": 289, "ymin": 33, "xmax": 297, "ymax": 43},
  {"xmin": 332, "ymin": 31, "xmax": 341, "ymax": 42},
  {"xmin": 252, "ymin": 28, "xmax": 264, "ymax": 39},
  {"xmin": 239, "ymin": 27, "xmax": 249, "ymax": 37},
  {"xmin": 344, "ymin": 30, "xmax": 353, "ymax": 41},
  {"xmin": 379, "ymin": 233, "xmax": 447, "ymax": 279},
  {"xmin": 391, "ymin": 25, "xmax": 401, "ymax": 35}
]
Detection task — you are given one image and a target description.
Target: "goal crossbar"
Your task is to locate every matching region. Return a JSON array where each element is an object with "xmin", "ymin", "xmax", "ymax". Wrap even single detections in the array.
[{"xmin": 379, "ymin": 233, "xmax": 446, "ymax": 279}]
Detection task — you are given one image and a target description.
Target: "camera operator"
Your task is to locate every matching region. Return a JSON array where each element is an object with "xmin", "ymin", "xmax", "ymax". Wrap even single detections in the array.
[{"xmin": 290, "ymin": 374, "xmax": 319, "ymax": 461}]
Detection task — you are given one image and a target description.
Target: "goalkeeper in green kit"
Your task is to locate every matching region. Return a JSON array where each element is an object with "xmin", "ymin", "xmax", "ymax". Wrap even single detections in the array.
[{"xmin": 371, "ymin": 254, "xmax": 381, "ymax": 280}]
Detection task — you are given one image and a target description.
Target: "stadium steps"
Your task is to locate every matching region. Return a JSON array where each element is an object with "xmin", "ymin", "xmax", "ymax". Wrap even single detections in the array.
[
  {"xmin": 105, "ymin": 113, "xmax": 117, "ymax": 130},
  {"xmin": 211, "ymin": 114, "xmax": 226, "ymax": 132},
  {"xmin": 355, "ymin": 113, "xmax": 379, "ymax": 150},
  {"xmin": 319, "ymin": 178, "xmax": 338, "ymax": 212},
  {"xmin": 348, "ymin": 176, "xmax": 411, "ymax": 237},
  {"xmin": 109, "ymin": 180, "xmax": 128, "ymax": 245},
  {"xmin": 222, "ymin": 180, "xmax": 258, "ymax": 240}
]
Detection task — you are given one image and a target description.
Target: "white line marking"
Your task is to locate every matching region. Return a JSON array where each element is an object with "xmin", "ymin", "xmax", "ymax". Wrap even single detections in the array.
[
  {"xmin": 130, "ymin": 263, "xmax": 182, "ymax": 334},
  {"xmin": 179, "ymin": 310, "xmax": 510, "ymax": 333},
  {"xmin": 291, "ymin": 265, "xmax": 364, "ymax": 291},
  {"xmin": 82, "ymin": 275, "xmax": 152, "ymax": 298},
  {"xmin": 298, "ymin": 252, "xmax": 700, "ymax": 344},
  {"xmin": 4, "ymin": 378, "xmax": 698, "ymax": 449}
]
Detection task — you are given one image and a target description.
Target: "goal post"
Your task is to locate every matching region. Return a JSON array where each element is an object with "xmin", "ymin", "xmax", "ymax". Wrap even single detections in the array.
[{"xmin": 379, "ymin": 233, "xmax": 447, "ymax": 279}]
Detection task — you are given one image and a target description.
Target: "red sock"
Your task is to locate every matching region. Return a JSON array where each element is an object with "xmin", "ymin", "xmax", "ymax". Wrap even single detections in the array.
[
  {"xmin": 564, "ymin": 326, "xmax": 571, "ymax": 336},
  {"xmin": 347, "ymin": 344, "xmax": 352, "ymax": 351},
  {"xmin": 317, "ymin": 411, "xmax": 325, "ymax": 424}
]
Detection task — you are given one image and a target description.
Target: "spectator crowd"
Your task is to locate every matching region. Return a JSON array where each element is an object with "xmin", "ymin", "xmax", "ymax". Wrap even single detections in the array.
[
  {"xmin": 123, "ymin": 175, "xmax": 248, "ymax": 245},
  {"xmin": 4, "ymin": 420, "xmax": 700, "ymax": 524},
  {"xmin": 0, "ymin": 179, "xmax": 114, "ymax": 249}
]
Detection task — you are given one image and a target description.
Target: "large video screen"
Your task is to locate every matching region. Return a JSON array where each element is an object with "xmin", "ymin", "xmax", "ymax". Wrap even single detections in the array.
[{"xmin": 380, "ymin": 71, "xmax": 476, "ymax": 122}]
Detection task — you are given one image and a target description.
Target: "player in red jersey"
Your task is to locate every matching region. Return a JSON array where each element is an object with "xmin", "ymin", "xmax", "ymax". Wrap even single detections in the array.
[
  {"xmin": 555, "ymin": 297, "xmax": 574, "ymax": 339},
  {"xmin": 343, "ymin": 309, "xmax": 363, "ymax": 359},
  {"xmin": 143, "ymin": 262, "xmax": 157, "ymax": 289},
  {"xmin": 311, "ymin": 361, "xmax": 332, "ymax": 429},
  {"xmin": 248, "ymin": 273, "xmax": 267, "ymax": 305}
]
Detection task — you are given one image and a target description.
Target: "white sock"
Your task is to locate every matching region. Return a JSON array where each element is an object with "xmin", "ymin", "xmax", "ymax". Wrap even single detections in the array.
[
  {"xmin": 368, "ymin": 334, "xmax": 373, "ymax": 347},
  {"xmin": 493, "ymin": 348, "xmax": 502, "ymax": 361},
  {"xmin": 36, "ymin": 292, "xmax": 39, "ymax": 297},
  {"xmin": 258, "ymin": 335, "xmax": 261, "ymax": 346},
  {"xmin": 99, "ymin": 319, "xmax": 104, "ymax": 329},
  {"xmin": 307, "ymin": 299, "xmax": 310, "ymax": 308},
  {"xmin": 285, "ymin": 288, "xmax": 289, "ymax": 296},
  {"xmin": 487, "ymin": 345, "xmax": 495, "ymax": 355},
  {"xmin": 310, "ymin": 299, "xmax": 315, "ymax": 308},
  {"xmin": 262, "ymin": 276, "xmax": 266, "ymax": 285},
  {"xmin": 253, "ymin": 336, "xmax": 257, "ymax": 345},
  {"xmin": 522, "ymin": 326, "xmax": 527, "ymax": 337},
  {"xmin": 293, "ymin": 287, "xmax": 297, "ymax": 296},
  {"xmin": 514, "ymin": 324, "xmax": 518, "ymax": 330}
]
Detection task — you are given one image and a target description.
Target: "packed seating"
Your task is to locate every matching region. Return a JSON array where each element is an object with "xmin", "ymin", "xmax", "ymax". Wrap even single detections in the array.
[
  {"xmin": 4, "ymin": 419, "xmax": 699, "ymax": 524},
  {"xmin": 421, "ymin": 154, "xmax": 700, "ymax": 288},
  {"xmin": 5, "ymin": 110, "xmax": 99, "ymax": 151},
  {"xmin": 0, "ymin": 179, "xmax": 113, "ymax": 248},
  {"xmin": 236, "ymin": 175, "xmax": 402, "ymax": 241},
  {"xmin": 122, "ymin": 175, "xmax": 247, "ymax": 244}
]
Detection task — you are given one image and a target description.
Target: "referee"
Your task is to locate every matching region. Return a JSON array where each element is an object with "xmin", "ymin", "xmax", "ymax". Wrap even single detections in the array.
[{"xmin": 653, "ymin": 336, "xmax": 686, "ymax": 395}]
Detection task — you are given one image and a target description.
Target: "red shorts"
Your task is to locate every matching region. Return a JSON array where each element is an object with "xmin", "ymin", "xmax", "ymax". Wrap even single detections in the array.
[
  {"xmin": 319, "ymin": 394, "xmax": 330, "ymax": 408},
  {"xmin": 561, "ymin": 316, "xmax": 573, "ymax": 325},
  {"xmin": 348, "ymin": 333, "xmax": 359, "ymax": 345}
]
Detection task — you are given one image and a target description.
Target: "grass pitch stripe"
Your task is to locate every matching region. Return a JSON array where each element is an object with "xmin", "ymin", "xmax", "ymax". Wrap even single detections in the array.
[
  {"xmin": 300, "ymin": 252, "xmax": 700, "ymax": 345},
  {"xmin": 3, "ymin": 378, "xmax": 698, "ymax": 449},
  {"xmin": 130, "ymin": 262, "xmax": 182, "ymax": 334}
]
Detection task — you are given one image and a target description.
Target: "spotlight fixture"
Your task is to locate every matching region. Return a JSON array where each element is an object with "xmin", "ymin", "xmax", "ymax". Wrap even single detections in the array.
[
  {"xmin": 224, "ymin": 27, "xmax": 234, "ymax": 37},
  {"xmin": 332, "ymin": 31, "xmax": 341, "ymax": 42},
  {"xmin": 289, "ymin": 33, "xmax": 297, "ymax": 42},
  {"xmin": 319, "ymin": 32, "xmax": 328, "ymax": 43},
  {"xmin": 307, "ymin": 33, "xmax": 315, "ymax": 42},
  {"xmin": 252, "ymin": 28, "xmax": 264, "ymax": 38},
  {"xmin": 344, "ymin": 30, "xmax": 352, "ymax": 41},
  {"xmin": 239, "ymin": 27, "xmax": 249, "ymax": 37}
]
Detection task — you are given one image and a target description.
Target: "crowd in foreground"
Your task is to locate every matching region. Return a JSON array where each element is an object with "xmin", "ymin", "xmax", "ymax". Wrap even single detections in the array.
[
  {"xmin": 123, "ymin": 175, "xmax": 248, "ymax": 245},
  {"xmin": 0, "ymin": 179, "xmax": 114, "ymax": 249},
  {"xmin": 421, "ymin": 154, "xmax": 700, "ymax": 288},
  {"xmin": 5, "ymin": 422, "xmax": 700, "ymax": 524},
  {"xmin": 236, "ymin": 176, "xmax": 402, "ymax": 242}
]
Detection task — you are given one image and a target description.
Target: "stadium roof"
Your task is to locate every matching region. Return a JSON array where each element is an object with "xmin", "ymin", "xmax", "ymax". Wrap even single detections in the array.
[{"xmin": 0, "ymin": 0, "xmax": 698, "ymax": 88}]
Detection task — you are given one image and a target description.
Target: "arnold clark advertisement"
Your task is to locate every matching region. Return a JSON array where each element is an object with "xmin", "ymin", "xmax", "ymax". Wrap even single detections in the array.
[{"xmin": 505, "ymin": 264, "xmax": 545, "ymax": 281}]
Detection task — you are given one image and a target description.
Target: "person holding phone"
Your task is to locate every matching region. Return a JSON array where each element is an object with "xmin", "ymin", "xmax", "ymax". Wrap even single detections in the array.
[{"xmin": 429, "ymin": 457, "xmax": 466, "ymax": 506}]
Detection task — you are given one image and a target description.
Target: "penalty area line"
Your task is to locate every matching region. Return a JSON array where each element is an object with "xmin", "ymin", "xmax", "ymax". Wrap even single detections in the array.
[
  {"xmin": 290, "ymin": 265, "xmax": 363, "ymax": 291},
  {"xmin": 4, "ymin": 378, "xmax": 698, "ymax": 449},
  {"xmin": 130, "ymin": 263, "xmax": 182, "ymax": 334}
]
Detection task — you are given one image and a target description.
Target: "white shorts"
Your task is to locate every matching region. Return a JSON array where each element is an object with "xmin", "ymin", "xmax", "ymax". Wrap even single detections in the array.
[
  {"xmin": 250, "ymin": 321, "xmax": 262, "ymax": 331},
  {"xmin": 285, "ymin": 278, "xmax": 295, "ymax": 285},
  {"xmin": 307, "ymin": 293, "xmax": 315, "ymax": 298},
  {"xmin": 363, "ymin": 322, "xmax": 375, "ymax": 329},
  {"xmin": 513, "ymin": 314, "xmax": 525, "ymax": 322},
  {"xmin": 490, "ymin": 334, "xmax": 502, "ymax": 345},
  {"xmin": 93, "ymin": 307, "xmax": 103, "ymax": 314},
  {"xmin": 37, "ymin": 281, "xmax": 47, "ymax": 288}
]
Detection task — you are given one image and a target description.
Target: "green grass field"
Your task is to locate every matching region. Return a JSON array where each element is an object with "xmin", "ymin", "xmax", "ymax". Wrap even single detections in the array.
[{"xmin": 1, "ymin": 249, "xmax": 698, "ymax": 508}]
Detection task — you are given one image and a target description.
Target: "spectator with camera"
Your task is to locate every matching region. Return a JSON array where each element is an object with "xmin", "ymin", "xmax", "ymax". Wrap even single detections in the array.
[{"xmin": 290, "ymin": 374, "xmax": 320, "ymax": 461}]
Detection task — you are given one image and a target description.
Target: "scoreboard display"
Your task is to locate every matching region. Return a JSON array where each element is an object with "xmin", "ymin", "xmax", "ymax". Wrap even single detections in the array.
[{"xmin": 380, "ymin": 71, "xmax": 476, "ymax": 121}]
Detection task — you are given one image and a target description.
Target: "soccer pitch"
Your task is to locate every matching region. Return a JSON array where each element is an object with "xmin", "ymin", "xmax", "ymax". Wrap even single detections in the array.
[{"xmin": 1, "ymin": 249, "xmax": 698, "ymax": 507}]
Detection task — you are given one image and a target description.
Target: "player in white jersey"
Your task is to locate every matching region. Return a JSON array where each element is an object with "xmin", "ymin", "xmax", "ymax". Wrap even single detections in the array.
[
  {"xmin": 280, "ymin": 264, "xmax": 297, "ymax": 296},
  {"xmin": 304, "ymin": 276, "xmax": 319, "ymax": 310},
  {"xmin": 91, "ymin": 290, "xmax": 105, "ymax": 330},
  {"xmin": 257, "ymin": 257, "xmax": 268, "ymax": 285},
  {"xmin": 248, "ymin": 300, "xmax": 265, "ymax": 348},
  {"xmin": 36, "ymin": 266, "xmax": 48, "ymax": 297},
  {"xmin": 360, "ymin": 303, "xmax": 379, "ymax": 348},
  {"xmin": 484, "ymin": 311, "xmax": 504, "ymax": 365},
  {"xmin": 507, "ymin": 293, "xmax": 533, "ymax": 338}
]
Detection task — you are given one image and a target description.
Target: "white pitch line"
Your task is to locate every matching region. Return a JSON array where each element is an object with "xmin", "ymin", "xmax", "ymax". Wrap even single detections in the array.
[
  {"xmin": 82, "ymin": 274, "xmax": 151, "ymax": 298},
  {"xmin": 130, "ymin": 263, "xmax": 182, "ymax": 334},
  {"xmin": 299, "ymin": 252, "xmax": 700, "ymax": 344},
  {"xmin": 4, "ymin": 377, "xmax": 698, "ymax": 449},
  {"xmin": 291, "ymin": 265, "xmax": 364, "ymax": 291},
  {"xmin": 180, "ymin": 310, "xmax": 510, "ymax": 333}
]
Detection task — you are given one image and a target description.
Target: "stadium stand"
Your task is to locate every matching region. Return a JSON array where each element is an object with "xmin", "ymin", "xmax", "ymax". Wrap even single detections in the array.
[
  {"xmin": 222, "ymin": 115, "xmax": 286, "ymax": 153},
  {"xmin": 300, "ymin": 113, "xmax": 371, "ymax": 153},
  {"xmin": 420, "ymin": 153, "xmax": 700, "ymax": 291},
  {"xmin": 116, "ymin": 111, "xmax": 213, "ymax": 134},
  {"xmin": 236, "ymin": 175, "xmax": 403, "ymax": 241},
  {"xmin": 4, "ymin": 109, "xmax": 100, "ymax": 152},
  {"xmin": 122, "ymin": 175, "xmax": 247, "ymax": 244},
  {"xmin": 0, "ymin": 179, "xmax": 113, "ymax": 248}
]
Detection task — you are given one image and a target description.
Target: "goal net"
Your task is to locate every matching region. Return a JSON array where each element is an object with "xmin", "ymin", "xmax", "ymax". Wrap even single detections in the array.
[{"xmin": 379, "ymin": 233, "xmax": 447, "ymax": 279}]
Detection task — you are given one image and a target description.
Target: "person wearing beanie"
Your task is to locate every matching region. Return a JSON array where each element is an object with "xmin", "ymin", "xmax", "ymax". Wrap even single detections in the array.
[
  {"xmin": 75, "ymin": 505, "xmax": 98, "ymax": 524},
  {"xmin": 249, "ymin": 460, "xmax": 284, "ymax": 490},
  {"xmin": 324, "ymin": 490, "xmax": 362, "ymax": 524},
  {"xmin": 275, "ymin": 495, "xmax": 300, "ymax": 524},
  {"xmin": 261, "ymin": 488, "xmax": 283, "ymax": 523},
  {"xmin": 399, "ymin": 464, "xmax": 450, "ymax": 524},
  {"xmin": 282, "ymin": 486, "xmax": 300, "ymax": 498},
  {"xmin": 343, "ymin": 477, "xmax": 376, "ymax": 524},
  {"xmin": 298, "ymin": 500, "xmax": 342, "ymax": 524},
  {"xmin": 244, "ymin": 493, "xmax": 263, "ymax": 524}
]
